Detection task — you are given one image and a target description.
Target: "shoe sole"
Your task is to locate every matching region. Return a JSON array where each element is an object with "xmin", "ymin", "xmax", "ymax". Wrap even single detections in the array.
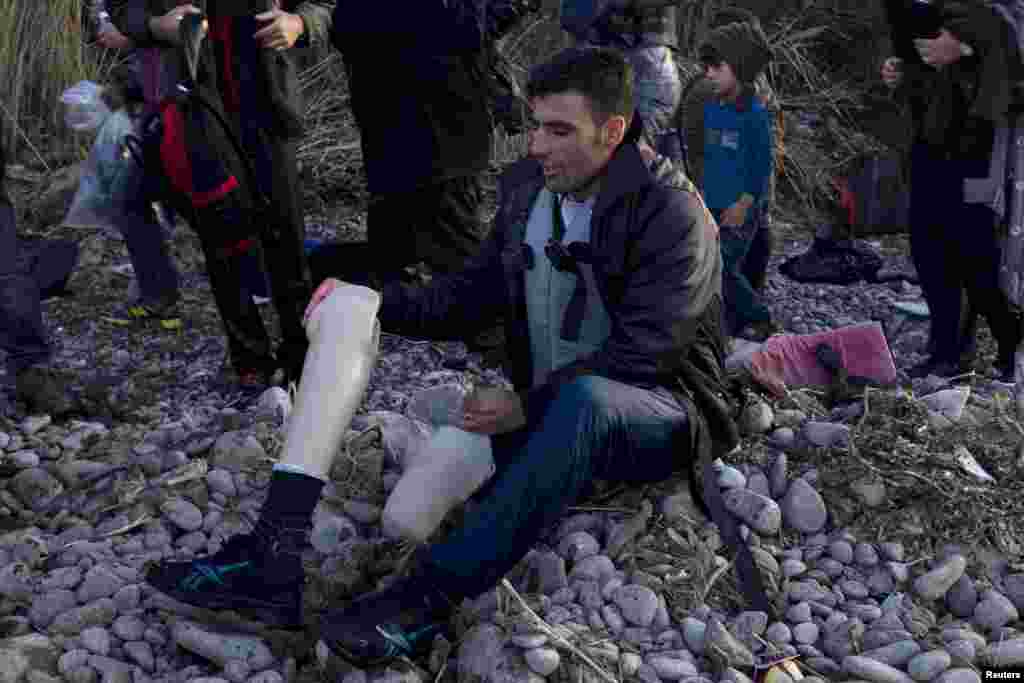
[
  {"xmin": 322, "ymin": 622, "xmax": 444, "ymax": 668},
  {"xmin": 152, "ymin": 586, "xmax": 303, "ymax": 630},
  {"xmin": 102, "ymin": 316, "xmax": 182, "ymax": 331}
]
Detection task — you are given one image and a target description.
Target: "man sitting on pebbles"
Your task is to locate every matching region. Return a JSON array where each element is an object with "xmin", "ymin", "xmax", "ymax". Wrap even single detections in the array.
[{"xmin": 146, "ymin": 47, "xmax": 735, "ymax": 666}]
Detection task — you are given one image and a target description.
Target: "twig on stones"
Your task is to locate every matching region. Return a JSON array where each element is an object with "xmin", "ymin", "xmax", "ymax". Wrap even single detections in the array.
[
  {"xmin": 499, "ymin": 579, "xmax": 617, "ymax": 683},
  {"xmin": 433, "ymin": 658, "xmax": 448, "ymax": 683},
  {"xmin": 700, "ymin": 558, "xmax": 734, "ymax": 602},
  {"xmin": 97, "ymin": 513, "xmax": 152, "ymax": 538}
]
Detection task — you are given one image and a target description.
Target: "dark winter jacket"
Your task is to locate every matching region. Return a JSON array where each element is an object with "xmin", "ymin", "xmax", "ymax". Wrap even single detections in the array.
[
  {"xmin": 117, "ymin": 1, "xmax": 334, "ymax": 141},
  {"xmin": 330, "ymin": 0, "xmax": 499, "ymax": 194},
  {"xmin": 895, "ymin": 0, "xmax": 1023, "ymax": 160},
  {"xmin": 378, "ymin": 117, "xmax": 737, "ymax": 455}
]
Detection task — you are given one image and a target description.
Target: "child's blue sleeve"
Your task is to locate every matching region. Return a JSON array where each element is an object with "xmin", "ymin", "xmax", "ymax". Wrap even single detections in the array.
[{"xmin": 743, "ymin": 108, "xmax": 774, "ymax": 202}]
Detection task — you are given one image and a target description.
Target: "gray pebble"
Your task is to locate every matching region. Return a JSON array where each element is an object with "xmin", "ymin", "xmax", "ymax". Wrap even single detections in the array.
[
  {"xmin": 946, "ymin": 639, "xmax": 976, "ymax": 665},
  {"xmin": 717, "ymin": 465, "xmax": 747, "ymax": 490},
  {"xmin": 781, "ymin": 479, "xmax": 827, "ymax": 534},
  {"xmin": 914, "ymin": 555, "xmax": 967, "ymax": 601},
  {"xmin": 681, "ymin": 617, "xmax": 706, "ymax": 653},
  {"xmin": 841, "ymin": 655, "xmax": 914, "ymax": 683},
  {"xmin": 557, "ymin": 532, "xmax": 600, "ymax": 563},
  {"xmin": 124, "ymin": 641, "xmax": 154, "ymax": 672},
  {"xmin": 782, "ymin": 560, "xmax": 807, "ymax": 579},
  {"xmin": 829, "ymin": 541, "xmax": 854, "ymax": 564},
  {"xmin": 765, "ymin": 622, "xmax": 792, "ymax": 645},
  {"xmin": 769, "ymin": 453, "xmax": 788, "ymax": 499},
  {"xmin": 973, "ymin": 590, "xmax": 1019, "ymax": 631},
  {"xmin": 112, "ymin": 616, "xmax": 146, "ymax": 642},
  {"xmin": 533, "ymin": 551, "xmax": 568, "ymax": 595},
  {"xmin": 723, "ymin": 489, "xmax": 782, "ymax": 535},
  {"xmin": 933, "ymin": 669, "xmax": 980, "ymax": 683},
  {"xmin": 794, "ymin": 622, "xmax": 820, "ymax": 645},
  {"xmin": 645, "ymin": 654, "xmax": 698, "ymax": 680},
  {"xmin": 80, "ymin": 627, "xmax": 111, "ymax": 656},
  {"xmin": 907, "ymin": 650, "xmax": 951, "ymax": 682},
  {"xmin": 613, "ymin": 584, "xmax": 659, "ymax": 627},
  {"xmin": 854, "ymin": 543, "xmax": 879, "ymax": 567}
]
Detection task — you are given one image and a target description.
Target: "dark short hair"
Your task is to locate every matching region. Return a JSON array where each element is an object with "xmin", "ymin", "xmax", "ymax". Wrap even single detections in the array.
[{"xmin": 525, "ymin": 47, "xmax": 633, "ymax": 124}]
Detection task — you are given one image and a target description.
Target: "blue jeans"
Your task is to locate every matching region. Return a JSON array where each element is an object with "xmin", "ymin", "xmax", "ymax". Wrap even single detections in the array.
[
  {"xmin": 424, "ymin": 375, "xmax": 690, "ymax": 600},
  {"xmin": 0, "ymin": 203, "xmax": 49, "ymax": 374},
  {"xmin": 712, "ymin": 206, "xmax": 772, "ymax": 335}
]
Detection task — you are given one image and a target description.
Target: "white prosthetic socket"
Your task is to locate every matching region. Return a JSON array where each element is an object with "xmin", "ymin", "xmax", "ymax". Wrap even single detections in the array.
[{"xmin": 280, "ymin": 284, "xmax": 381, "ymax": 481}]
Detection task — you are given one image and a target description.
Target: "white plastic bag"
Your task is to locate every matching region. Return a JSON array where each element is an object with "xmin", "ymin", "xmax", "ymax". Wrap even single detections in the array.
[
  {"xmin": 63, "ymin": 110, "xmax": 142, "ymax": 230},
  {"xmin": 382, "ymin": 425, "xmax": 495, "ymax": 543},
  {"xmin": 60, "ymin": 81, "xmax": 112, "ymax": 133}
]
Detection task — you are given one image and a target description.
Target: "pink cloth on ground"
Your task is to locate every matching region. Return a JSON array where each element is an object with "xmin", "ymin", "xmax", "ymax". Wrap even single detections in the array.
[{"xmin": 747, "ymin": 322, "xmax": 897, "ymax": 396}]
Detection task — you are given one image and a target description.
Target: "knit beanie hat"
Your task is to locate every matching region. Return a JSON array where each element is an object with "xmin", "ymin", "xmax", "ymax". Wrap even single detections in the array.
[{"xmin": 698, "ymin": 21, "xmax": 772, "ymax": 84}]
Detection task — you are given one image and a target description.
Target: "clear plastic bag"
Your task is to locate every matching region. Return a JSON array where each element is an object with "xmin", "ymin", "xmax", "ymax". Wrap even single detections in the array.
[
  {"xmin": 60, "ymin": 81, "xmax": 112, "ymax": 133},
  {"xmin": 63, "ymin": 110, "xmax": 143, "ymax": 229}
]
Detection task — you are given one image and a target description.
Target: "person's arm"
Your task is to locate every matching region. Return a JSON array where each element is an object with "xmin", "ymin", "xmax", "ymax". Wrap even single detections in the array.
[
  {"xmin": 518, "ymin": 164, "xmax": 721, "ymax": 423},
  {"xmin": 287, "ymin": 1, "xmax": 335, "ymax": 47},
  {"xmin": 742, "ymin": 106, "xmax": 774, "ymax": 206},
  {"xmin": 486, "ymin": 0, "xmax": 542, "ymax": 42}
]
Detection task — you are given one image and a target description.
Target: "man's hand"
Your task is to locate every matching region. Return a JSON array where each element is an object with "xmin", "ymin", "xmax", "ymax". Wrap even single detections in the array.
[
  {"xmin": 254, "ymin": 9, "xmax": 305, "ymax": 50},
  {"xmin": 462, "ymin": 387, "xmax": 526, "ymax": 436},
  {"xmin": 914, "ymin": 30, "xmax": 963, "ymax": 68},
  {"xmin": 303, "ymin": 278, "xmax": 342, "ymax": 326},
  {"xmin": 98, "ymin": 26, "xmax": 134, "ymax": 50},
  {"xmin": 720, "ymin": 200, "xmax": 749, "ymax": 228},
  {"xmin": 148, "ymin": 4, "xmax": 200, "ymax": 45},
  {"xmin": 881, "ymin": 56, "xmax": 903, "ymax": 89}
]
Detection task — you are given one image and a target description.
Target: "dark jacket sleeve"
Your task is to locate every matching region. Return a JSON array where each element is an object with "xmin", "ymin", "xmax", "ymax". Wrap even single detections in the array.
[
  {"xmin": 520, "ymin": 163, "xmax": 722, "ymax": 421},
  {"xmin": 376, "ymin": 218, "xmax": 509, "ymax": 341},
  {"xmin": 485, "ymin": 0, "xmax": 541, "ymax": 41},
  {"xmin": 118, "ymin": 0, "xmax": 164, "ymax": 47},
  {"xmin": 289, "ymin": 1, "xmax": 335, "ymax": 48}
]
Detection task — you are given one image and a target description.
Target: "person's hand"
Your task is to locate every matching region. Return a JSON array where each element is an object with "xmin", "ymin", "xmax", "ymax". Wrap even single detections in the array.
[
  {"xmin": 303, "ymin": 277, "xmax": 342, "ymax": 325},
  {"xmin": 148, "ymin": 4, "xmax": 200, "ymax": 45},
  {"xmin": 254, "ymin": 9, "xmax": 305, "ymax": 50},
  {"xmin": 914, "ymin": 30, "xmax": 963, "ymax": 68},
  {"xmin": 462, "ymin": 386, "xmax": 526, "ymax": 435},
  {"xmin": 98, "ymin": 26, "xmax": 134, "ymax": 50},
  {"xmin": 720, "ymin": 201, "xmax": 749, "ymax": 228},
  {"xmin": 880, "ymin": 56, "xmax": 903, "ymax": 89},
  {"xmin": 637, "ymin": 139, "xmax": 657, "ymax": 165}
]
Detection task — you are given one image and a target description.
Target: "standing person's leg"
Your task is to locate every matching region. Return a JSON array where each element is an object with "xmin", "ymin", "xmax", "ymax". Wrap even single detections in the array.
[
  {"xmin": 907, "ymin": 144, "xmax": 964, "ymax": 373},
  {"xmin": 367, "ymin": 191, "xmax": 421, "ymax": 285},
  {"xmin": 415, "ymin": 175, "xmax": 487, "ymax": 276},
  {"xmin": 714, "ymin": 208, "xmax": 772, "ymax": 337},
  {"xmin": 956, "ymin": 202, "xmax": 1022, "ymax": 377},
  {"xmin": 256, "ymin": 135, "xmax": 312, "ymax": 381},
  {"xmin": 320, "ymin": 375, "xmax": 692, "ymax": 665},
  {"xmin": 105, "ymin": 198, "xmax": 181, "ymax": 328},
  {"xmin": 742, "ymin": 207, "xmax": 773, "ymax": 293},
  {"xmin": 146, "ymin": 284, "xmax": 381, "ymax": 627},
  {"xmin": 0, "ymin": 202, "xmax": 49, "ymax": 375}
]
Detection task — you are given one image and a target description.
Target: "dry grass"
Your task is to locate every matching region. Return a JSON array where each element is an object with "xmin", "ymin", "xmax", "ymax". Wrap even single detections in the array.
[{"xmin": 0, "ymin": 0, "xmax": 122, "ymax": 168}]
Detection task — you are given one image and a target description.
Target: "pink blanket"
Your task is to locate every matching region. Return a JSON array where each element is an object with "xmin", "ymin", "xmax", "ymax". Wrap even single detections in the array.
[{"xmin": 745, "ymin": 322, "xmax": 897, "ymax": 396}]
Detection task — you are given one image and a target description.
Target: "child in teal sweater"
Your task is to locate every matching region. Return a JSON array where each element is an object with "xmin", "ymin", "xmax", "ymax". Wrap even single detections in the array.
[{"xmin": 698, "ymin": 22, "xmax": 776, "ymax": 340}]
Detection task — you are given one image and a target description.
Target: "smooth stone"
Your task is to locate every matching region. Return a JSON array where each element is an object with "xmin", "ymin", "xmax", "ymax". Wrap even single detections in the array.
[
  {"xmin": 568, "ymin": 554, "xmax": 616, "ymax": 584},
  {"xmin": 860, "ymin": 640, "xmax": 922, "ymax": 668},
  {"xmin": 794, "ymin": 622, "xmax": 820, "ymax": 645},
  {"xmin": 646, "ymin": 654, "xmax": 698, "ymax": 681},
  {"xmin": 907, "ymin": 650, "xmax": 951, "ymax": 682},
  {"xmin": 854, "ymin": 543, "xmax": 880, "ymax": 567},
  {"xmin": 786, "ymin": 602, "xmax": 812, "ymax": 623},
  {"xmin": 723, "ymin": 489, "xmax": 782, "ymax": 535},
  {"xmin": 769, "ymin": 453, "xmax": 789, "ymax": 499},
  {"xmin": 933, "ymin": 670, "xmax": 980, "ymax": 683},
  {"xmin": 1004, "ymin": 573, "xmax": 1024, "ymax": 611},
  {"xmin": 914, "ymin": 555, "xmax": 967, "ymax": 601},
  {"xmin": 879, "ymin": 543, "xmax": 904, "ymax": 562},
  {"xmin": 80, "ymin": 627, "xmax": 110, "ymax": 656},
  {"xmin": 946, "ymin": 640, "xmax": 976, "ymax": 665},
  {"xmin": 747, "ymin": 471, "xmax": 771, "ymax": 498},
  {"xmin": 557, "ymin": 532, "xmax": 600, "ymax": 563},
  {"xmin": 740, "ymin": 401, "xmax": 774, "ymax": 435},
  {"xmin": 782, "ymin": 560, "xmax": 807, "ymax": 579},
  {"xmin": 681, "ymin": 617, "xmax": 706, "ymax": 654},
  {"xmin": 920, "ymin": 388, "xmax": 969, "ymax": 421},
  {"xmin": 850, "ymin": 478, "xmax": 886, "ymax": 508},
  {"xmin": 770, "ymin": 427, "xmax": 796, "ymax": 448},
  {"xmin": 765, "ymin": 622, "xmax": 792, "ymax": 645},
  {"xmin": 973, "ymin": 591, "xmax": 1019, "ymax": 631},
  {"xmin": 523, "ymin": 647, "xmax": 560, "ymax": 677},
  {"xmin": 705, "ymin": 617, "xmax": 754, "ymax": 668},
  {"xmin": 717, "ymin": 466, "xmax": 748, "ymax": 490},
  {"xmin": 802, "ymin": 422, "xmax": 851, "ymax": 448},
  {"xmin": 613, "ymin": 584, "xmax": 660, "ymax": 627},
  {"xmin": 533, "ymin": 551, "xmax": 568, "ymax": 595},
  {"xmin": 781, "ymin": 479, "xmax": 827, "ymax": 534},
  {"xmin": 983, "ymin": 638, "xmax": 1024, "ymax": 667},
  {"xmin": 829, "ymin": 541, "xmax": 854, "ymax": 564},
  {"xmin": 160, "ymin": 499, "xmax": 203, "ymax": 533},
  {"xmin": 841, "ymin": 655, "xmax": 915, "ymax": 683}
]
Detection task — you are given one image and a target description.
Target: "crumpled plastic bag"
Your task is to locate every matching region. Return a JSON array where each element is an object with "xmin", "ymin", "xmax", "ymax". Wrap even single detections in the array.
[
  {"xmin": 727, "ymin": 322, "xmax": 897, "ymax": 397},
  {"xmin": 60, "ymin": 81, "xmax": 112, "ymax": 133},
  {"xmin": 63, "ymin": 110, "xmax": 143, "ymax": 230}
]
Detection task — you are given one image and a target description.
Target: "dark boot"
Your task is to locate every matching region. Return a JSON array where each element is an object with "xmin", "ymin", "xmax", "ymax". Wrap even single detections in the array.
[
  {"xmin": 145, "ymin": 471, "xmax": 324, "ymax": 629},
  {"xmin": 319, "ymin": 572, "xmax": 454, "ymax": 667},
  {"xmin": 15, "ymin": 365, "xmax": 75, "ymax": 416}
]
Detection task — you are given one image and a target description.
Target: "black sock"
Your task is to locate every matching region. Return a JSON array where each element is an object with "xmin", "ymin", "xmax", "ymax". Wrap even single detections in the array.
[{"xmin": 261, "ymin": 469, "xmax": 325, "ymax": 524}]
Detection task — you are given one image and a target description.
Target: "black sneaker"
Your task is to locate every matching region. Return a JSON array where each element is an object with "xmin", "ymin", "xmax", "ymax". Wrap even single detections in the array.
[
  {"xmin": 145, "ymin": 519, "xmax": 306, "ymax": 629},
  {"xmin": 104, "ymin": 300, "xmax": 182, "ymax": 331},
  {"xmin": 320, "ymin": 575, "xmax": 453, "ymax": 667}
]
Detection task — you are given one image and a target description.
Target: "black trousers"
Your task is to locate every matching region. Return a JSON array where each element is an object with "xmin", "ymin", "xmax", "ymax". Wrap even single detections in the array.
[{"xmin": 909, "ymin": 142, "xmax": 1020, "ymax": 366}]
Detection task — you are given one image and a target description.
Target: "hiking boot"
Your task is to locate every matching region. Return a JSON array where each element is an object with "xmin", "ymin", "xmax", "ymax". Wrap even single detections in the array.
[
  {"xmin": 145, "ymin": 518, "xmax": 306, "ymax": 629},
  {"xmin": 15, "ymin": 365, "xmax": 75, "ymax": 416},
  {"xmin": 104, "ymin": 300, "xmax": 182, "ymax": 331},
  {"xmin": 319, "ymin": 574, "xmax": 453, "ymax": 667}
]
